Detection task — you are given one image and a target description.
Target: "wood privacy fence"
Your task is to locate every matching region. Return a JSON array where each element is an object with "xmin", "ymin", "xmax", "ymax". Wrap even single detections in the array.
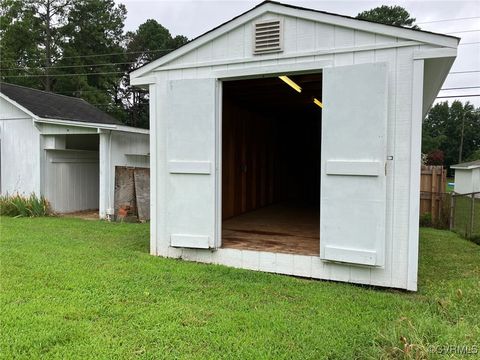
[{"xmin": 420, "ymin": 165, "xmax": 447, "ymax": 225}]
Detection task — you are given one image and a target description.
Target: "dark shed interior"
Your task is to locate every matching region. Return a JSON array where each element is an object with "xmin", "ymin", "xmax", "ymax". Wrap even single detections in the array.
[{"xmin": 221, "ymin": 74, "xmax": 322, "ymax": 255}]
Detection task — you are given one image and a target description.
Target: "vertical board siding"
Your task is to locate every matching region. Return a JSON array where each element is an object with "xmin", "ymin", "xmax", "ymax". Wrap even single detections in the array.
[
  {"xmin": 0, "ymin": 102, "xmax": 41, "ymax": 196},
  {"xmin": 44, "ymin": 150, "xmax": 99, "ymax": 213},
  {"xmin": 152, "ymin": 13, "xmax": 422, "ymax": 289},
  {"xmin": 166, "ymin": 14, "xmax": 400, "ymax": 69}
]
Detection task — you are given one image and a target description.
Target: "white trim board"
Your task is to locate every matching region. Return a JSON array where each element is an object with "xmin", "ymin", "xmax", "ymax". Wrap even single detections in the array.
[
  {"xmin": 406, "ymin": 59, "xmax": 424, "ymax": 291},
  {"xmin": 158, "ymin": 41, "xmax": 419, "ymax": 73}
]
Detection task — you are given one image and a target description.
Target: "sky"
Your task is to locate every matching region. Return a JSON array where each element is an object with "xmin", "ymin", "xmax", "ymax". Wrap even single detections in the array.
[{"xmin": 118, "ymin": 0, "xmax": 480, "ymax": 106}]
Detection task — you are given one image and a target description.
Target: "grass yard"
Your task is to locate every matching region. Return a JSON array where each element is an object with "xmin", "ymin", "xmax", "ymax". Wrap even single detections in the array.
[{"xmin": 1, "ymin": 218, "xmax": 479, "ymax": 359}]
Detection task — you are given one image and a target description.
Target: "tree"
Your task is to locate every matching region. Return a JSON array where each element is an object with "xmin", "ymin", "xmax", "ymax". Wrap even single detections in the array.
[
  {"xmin": 33, "ymin": 0, "xmax": 73, "ymax": 91},
  {"xmin": 122, "ymin": 19, "xmax": 188, "ymax": 128},
  {"xmin": 356, "ymin": 5, "xmax": 420, "ymax": 29},
  {"xmin": 1, "ymin": 1, "xmax": 188, "ymax": 128},
  {"xmin": 423, "ymin": 101, "xmax": 480, "ymax": 169},
  {"xmin": 0, "ymin": 0, "xmax": 72, "ymax": 90},
  {"xmin": 56, "ymin": 0, "xmax": 127, "ymax": 121}
]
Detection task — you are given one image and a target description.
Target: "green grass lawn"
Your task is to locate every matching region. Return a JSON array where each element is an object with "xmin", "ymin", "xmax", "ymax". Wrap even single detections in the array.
[{"xmin": 1, "ymin": 217, "xmax": 479, "ymax": 359}]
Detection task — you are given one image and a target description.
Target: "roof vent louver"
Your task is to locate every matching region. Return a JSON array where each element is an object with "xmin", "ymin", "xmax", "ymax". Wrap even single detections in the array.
[{"xmin": 253, "ymin": 19, "xmax": 283, "ymax": 55}]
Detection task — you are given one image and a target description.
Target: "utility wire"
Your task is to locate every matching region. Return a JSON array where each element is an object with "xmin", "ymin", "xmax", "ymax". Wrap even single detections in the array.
[
  {"xmin": 450, "ymin": 70, "xmax": 480, "ymax": 74},
  {"xmin": 459, "ymin": 42, "xmax": 480, "ymax": 46},
  {"xmin": 437, "ymin": 94, "xmax": 480, "ymax": 98},
  {"xmin": 0, "ymin": 61, "xmax": 138, "ymax": 71},
  {"xmin": 7, "ymin": 48, "xmax": 173, "ymax": 63},
  {"xmin": 440, "ymin": 86, "xmax": 480, "ymax": 91},
  {"xmin": 3, "ymin": 70, "xmax": 480, "ymax": 78},
  {"xmin": 446, "ymin": 29, "xmax": 480, "ymax": 34},
  {"xmin": 1, "ymin": 71, "xmax": 125, "ymax": 78},
  {"xmin": 417, "ymin": 16, "xmax": 480, "ymax": 24}
]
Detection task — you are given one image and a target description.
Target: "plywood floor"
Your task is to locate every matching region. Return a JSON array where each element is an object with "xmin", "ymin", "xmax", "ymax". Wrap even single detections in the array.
[{"xmin": 222, "ymin": 204, "xmax": 319, "ymax": 256}]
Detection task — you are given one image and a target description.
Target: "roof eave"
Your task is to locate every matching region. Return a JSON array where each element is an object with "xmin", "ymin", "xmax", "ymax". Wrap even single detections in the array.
[
  {"xmin": 34, "ymin": 118, "xmax": 149, "ymax": 134},
  {"xmin": 130, "ymin": 1, "xmax": 459, "ymax": 83},
  {"xmin": 451, "ymin": 165, "xmax": 480, "ymax": 170}
]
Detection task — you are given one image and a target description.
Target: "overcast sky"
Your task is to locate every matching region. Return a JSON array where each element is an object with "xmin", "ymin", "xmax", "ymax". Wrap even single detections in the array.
[{"xmin": 118, "ymin": 0, "xmax": 480, "ymax": 106}]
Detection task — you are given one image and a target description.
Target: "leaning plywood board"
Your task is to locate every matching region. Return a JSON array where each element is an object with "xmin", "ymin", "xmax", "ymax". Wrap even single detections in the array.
[
  {"xmin": 134, "ymin": 168, "xmax": 150, "ymax": 222},
  {"xmin": 114, "ymin": 167, "xmax": 137, "ymax": 221}
]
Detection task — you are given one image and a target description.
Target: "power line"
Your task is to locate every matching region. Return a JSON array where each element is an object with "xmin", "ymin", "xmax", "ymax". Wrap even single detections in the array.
[
  {"xmin": 446, "ymin": 29, "xmax": 480, "ymax": 34},
  {"xmin": 450, "ymin": 70, "xmax": 480, "ymax": 74},
  {"xmin": 1, "ymin": 71, "xmax": 125, "ymax": 78},
  {"xmin": 440, "ymin": 86, "xmax": 480, "ymax": 91},
  {"xmin": 417, "ymin": 16, "xmax": 480, "ymax": 25},
  {"xmin": 459, "ymin": 42, "xmax": 480, "ymax": 46},
  {"xmin": 436, "ymin": 94, "xmax": 480, "ymax": 98},
  {"xmin": 0, "ymin": 61, "xmax": 137, "ymax": 71},
  {"xmin": 58, "ymin": 48, "xmax": 172, "ymax": 59},
  {"xmin": 8, "ymin": 48, "xmax": 173, "ymax": 63}
]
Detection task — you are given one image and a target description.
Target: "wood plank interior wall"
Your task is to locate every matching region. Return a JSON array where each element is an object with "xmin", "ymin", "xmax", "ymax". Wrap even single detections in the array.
[{"xmin": 222, "ymin": 97, "xmax": 276, "ymax": 219}]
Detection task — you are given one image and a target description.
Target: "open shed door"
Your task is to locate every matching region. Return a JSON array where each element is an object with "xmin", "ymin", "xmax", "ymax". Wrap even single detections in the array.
[
  {"xmin": 320, "ymin": 63, "xmax": 388, "ymax": 266},
  {"xmin": 166, "ymin": 79, "xmax": 218, "ymax": 249}
]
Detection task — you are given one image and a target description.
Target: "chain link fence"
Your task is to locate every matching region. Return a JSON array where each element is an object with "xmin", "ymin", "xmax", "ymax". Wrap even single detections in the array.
[{"xmin": 450, "ymin": 192, "xmax": 480, "ymax": 243}]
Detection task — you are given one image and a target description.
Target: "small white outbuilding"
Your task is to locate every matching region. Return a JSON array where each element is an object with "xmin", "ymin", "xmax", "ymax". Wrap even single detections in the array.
[
  {"xmin": 451, "ymin": 160, "xmax": 480, "ymax": 195},
  {"xmin": 0, "ymin": 83, "xmax": 149, "ymax": 218},
  {"xmin": 130, "ymin": 1, "xmax": 458, "ymax": 290}
]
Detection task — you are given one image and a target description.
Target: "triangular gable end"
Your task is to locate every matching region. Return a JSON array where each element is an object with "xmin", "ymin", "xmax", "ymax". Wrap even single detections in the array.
[{"xmin": 130, "ymin": 1, "xmax": 459, "ymax": 83}]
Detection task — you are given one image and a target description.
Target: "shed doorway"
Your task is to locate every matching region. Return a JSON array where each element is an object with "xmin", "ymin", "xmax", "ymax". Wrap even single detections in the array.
[
  {"xmin": 44, "ymin": 134, "xmax": 100, "ymax": 214},
  {"xmin": 221, "ymin": 74, "xmax": 322, "ymax": 255}
]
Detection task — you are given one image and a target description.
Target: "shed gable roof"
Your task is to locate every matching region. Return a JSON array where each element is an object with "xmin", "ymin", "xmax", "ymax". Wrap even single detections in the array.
[
  {"xmin": 0, "ymin": 82, "xmax": 122, "ymax": 125},
  {"xmin": 451, "ymin": 160, "xmax": 480, "ymax": 170},
  {"xmin": 130, "ymin": 0, "xmax": 459, "ymax": 82}
]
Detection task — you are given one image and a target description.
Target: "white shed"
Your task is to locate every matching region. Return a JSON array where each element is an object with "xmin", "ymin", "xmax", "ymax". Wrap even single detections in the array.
[
  {"xmin": 451, "ymin": 160, "xmax": 480, "ymax": 195},
  {"xmin": 130, "ymin": 1, "xmax": 458, "ymax": 290},
  {"xmin": 0, "ymin": 83, "xmax": 149, "ymax": 218}
]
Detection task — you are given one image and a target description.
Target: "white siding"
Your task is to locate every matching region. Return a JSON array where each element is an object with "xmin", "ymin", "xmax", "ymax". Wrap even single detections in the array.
[
  {"xmin": 454, "ymin": 169, "xmax": 479, "ymax": 194},
  {"xmin": 474, "ymin": 169, "xmax": 480, "ymax": 194},
  {"xmin": 0, "ymin": 98, "xmax": 41, "ymax": 195},
  {"xmin": 146, "ymin": 13, "xmax": 438, "ymax": 290}
]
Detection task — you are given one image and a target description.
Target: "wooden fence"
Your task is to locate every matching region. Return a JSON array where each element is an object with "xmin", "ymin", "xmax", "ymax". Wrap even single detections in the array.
[{"xmin": 420, "ymin": 165, "xmax": 447, "ymax": 225}]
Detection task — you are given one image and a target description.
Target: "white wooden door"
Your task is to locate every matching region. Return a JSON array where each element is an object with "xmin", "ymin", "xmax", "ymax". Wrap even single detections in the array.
[
  {"xmin": 320, "ymin": 63, "xmax": 388, "ymax": 266},
  {"xmin": 165, "ymin": 79, "xmax": 218, "ymax": 249}
]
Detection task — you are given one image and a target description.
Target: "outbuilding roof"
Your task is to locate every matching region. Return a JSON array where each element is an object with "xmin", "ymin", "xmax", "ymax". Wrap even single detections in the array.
[
  {"xmin": 451, "ymin": 160, "xmax": 480, "ymax": 170},
  {"xmin": 0, "ymin": 82, "xmax": 122, "ymax": 125},
  {"xmin": 130, "ymin": 0, "xmax": 459, "ymax": 82}
]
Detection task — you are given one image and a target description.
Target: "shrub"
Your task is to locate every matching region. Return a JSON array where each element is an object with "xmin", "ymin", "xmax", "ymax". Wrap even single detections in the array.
[
  {"xmin": 419, "ymin": 213, "xmax": 432, "ymax": 227},
  {"xmin": 0, "ymin": 194, "xmax": 51, "ymax": 217},
  {"xmin": 425, "ymin": 149, "xmax": 444, "ymax": 165}
]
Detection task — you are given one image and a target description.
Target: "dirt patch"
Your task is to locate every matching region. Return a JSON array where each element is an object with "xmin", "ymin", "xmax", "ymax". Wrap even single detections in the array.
[{"xmin": 61, "ymin": 210, "xmax": 99, "ymax": 220}]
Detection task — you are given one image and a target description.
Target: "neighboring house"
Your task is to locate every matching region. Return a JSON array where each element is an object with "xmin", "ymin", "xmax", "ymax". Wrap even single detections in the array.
[
  {"xmin": 451, "ymin": 160, "xmax": 480, "ymax": 195},
  {"xmin": 0, "ymin": 82, "xmax": 149, "ymax": 218},
  {"xmin": 130, "ymin": 1, "xmax": 458, "ymax": 291}
]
